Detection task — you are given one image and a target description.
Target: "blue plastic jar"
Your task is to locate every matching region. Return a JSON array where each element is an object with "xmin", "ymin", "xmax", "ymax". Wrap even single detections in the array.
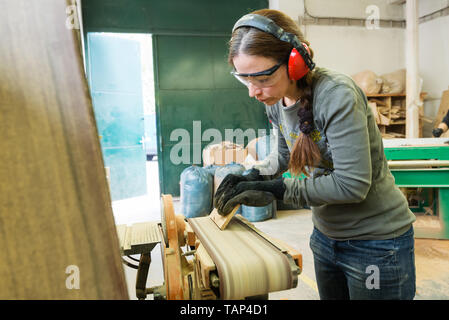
[
  {"xmin": 241, "ymin": 169, "xmax": 274, "ymax": 222},
  {"xmin": 180, "ymin": 166, "xmax": 213, "ymax": 218}
]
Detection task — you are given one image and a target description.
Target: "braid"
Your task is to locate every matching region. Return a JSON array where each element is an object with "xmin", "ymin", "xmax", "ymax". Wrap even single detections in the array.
[
  {"xmin": 297, "ymin": 88, "xmax": 314, "ymax": 135},
  {"xmin": 288, "ymin": 74, "xmax": 321, "ymax": 177}
]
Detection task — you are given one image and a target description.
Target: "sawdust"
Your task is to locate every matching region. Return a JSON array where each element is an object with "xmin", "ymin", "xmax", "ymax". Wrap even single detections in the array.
[
  {"xmin": 413, "ymin": 216, "xmax": 442, "ymax": 230},
  {"xmin": 414, "ymin": 239, "xmax": 449, "ymax": 298},
  {"xmin": 415, "ymin": 239, "xmax": 449, "ymax": 279}
]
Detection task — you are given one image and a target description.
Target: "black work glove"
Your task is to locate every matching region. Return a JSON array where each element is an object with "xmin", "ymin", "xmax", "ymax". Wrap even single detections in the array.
[
  {"xmin": 213, "ymin": 168, "xmax": 263, "ymax": 208},
  {"xmin": 215, "ymin": 178, "xmax": 286, "ymax": 215},
  {"xmin": 433, "ymin": 128, "xmax": 443, "ymax": 137}
]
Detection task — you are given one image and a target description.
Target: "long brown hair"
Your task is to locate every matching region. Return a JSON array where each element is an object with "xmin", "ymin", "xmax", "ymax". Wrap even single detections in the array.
[{"xmin": 228, "ymin": 9, "xmax": 321, "ymax": 176}]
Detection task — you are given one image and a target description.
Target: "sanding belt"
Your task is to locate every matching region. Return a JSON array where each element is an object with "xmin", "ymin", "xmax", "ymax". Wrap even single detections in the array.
[{"xmin": 188, "ymin": 216, "xmax": 299, "ymax": 299}]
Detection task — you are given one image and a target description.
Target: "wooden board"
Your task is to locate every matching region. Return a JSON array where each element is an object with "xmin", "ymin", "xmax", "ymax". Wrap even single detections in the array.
[
  {"xmin": 0, "ymin": 0, "xmax": 128, "ymax": 299},
  {"xmin": 116, "ymin": 222, "xmax": 161, "ymax": 255},
  {"xmin": 209, "ymin": 206, "xmax": 241, "ymax": 230},
  {"xmin": 368, "ymin": 102, "xmax": 380, "ymax": 124}
]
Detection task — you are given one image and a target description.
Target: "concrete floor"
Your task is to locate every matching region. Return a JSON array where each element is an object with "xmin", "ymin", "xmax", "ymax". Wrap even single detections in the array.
[{"xmin": 112, "ymin": 161, "xmax": 449, "ymax": 300}]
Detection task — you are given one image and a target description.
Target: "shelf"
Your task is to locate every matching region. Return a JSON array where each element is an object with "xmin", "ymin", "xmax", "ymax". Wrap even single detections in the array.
[
  {"xmin": 367, "ymin": 92, "xmax": 427, "ymax": 99},
  {"xmin": 367, "ymin": 93, "xmax": 406, "ymax": 98},
  {"xmin": 390, "ymin": 120, "xmax": 406, "ymax": 125},
  {"xmin": 367, "ymin": 92, "xmax": 425, "ymax": 138}
]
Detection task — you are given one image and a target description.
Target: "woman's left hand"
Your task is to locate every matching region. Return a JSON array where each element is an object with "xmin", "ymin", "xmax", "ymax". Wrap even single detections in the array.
[{"xmin": 215, "ymin": 178, "xmax": 286, "ymax": 215}]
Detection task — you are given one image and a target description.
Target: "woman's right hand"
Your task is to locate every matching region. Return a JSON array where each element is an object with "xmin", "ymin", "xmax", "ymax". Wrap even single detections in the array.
[
  {"xmin": 213, "ymin": 168, "xmax": 263, "ymax": 209},
  {"xmin": 433, "ymin": 127, "xmax": 443, "ymax": 137}
]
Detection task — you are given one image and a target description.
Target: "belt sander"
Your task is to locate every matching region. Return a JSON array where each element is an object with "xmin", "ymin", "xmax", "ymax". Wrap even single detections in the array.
[{"xmin": 118, "ymin": 194, "xmax": 302, "ymax": 300}]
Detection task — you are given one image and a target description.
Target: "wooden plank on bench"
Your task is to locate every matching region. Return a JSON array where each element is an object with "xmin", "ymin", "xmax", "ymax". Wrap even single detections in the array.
[{"xmin": 0, "ymin": 0, "xmax": 127, "ymax": 299}]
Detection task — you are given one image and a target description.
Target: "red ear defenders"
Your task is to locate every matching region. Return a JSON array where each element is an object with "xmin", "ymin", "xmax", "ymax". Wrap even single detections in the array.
[{"xmin": 232, "ymin": 13, "xmax": 315, "ymax": 81}]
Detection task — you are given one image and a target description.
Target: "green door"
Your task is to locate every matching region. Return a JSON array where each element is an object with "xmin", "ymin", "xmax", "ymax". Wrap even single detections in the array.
[
  {"xmin": 87, "ymin": 33, "xmax": 147, "ymax": 201},
  {"xmin": 153, "ymin": 35, "xmax": 269, "ymax": 196},
  {"xmin": 81, "ymin": 0, "xmax": 269, "ymax": 198}
]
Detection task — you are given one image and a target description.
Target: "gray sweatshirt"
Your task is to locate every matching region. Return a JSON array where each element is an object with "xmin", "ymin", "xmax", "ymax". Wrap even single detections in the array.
[{"xmin": 255, "ymin": 67, "xmax": 415, "ymax": 240}]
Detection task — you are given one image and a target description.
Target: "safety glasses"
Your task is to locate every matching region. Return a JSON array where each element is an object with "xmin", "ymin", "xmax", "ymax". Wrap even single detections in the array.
[{"xmin": 231, "ymin": 61, "xmax": 284, "ymax": 88}]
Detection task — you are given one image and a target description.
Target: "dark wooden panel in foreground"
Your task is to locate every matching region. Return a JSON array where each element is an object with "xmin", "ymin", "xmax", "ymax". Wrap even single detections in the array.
[{"xmin": 0, "ymin": 0, "xmax": 128, "ymax": 299}]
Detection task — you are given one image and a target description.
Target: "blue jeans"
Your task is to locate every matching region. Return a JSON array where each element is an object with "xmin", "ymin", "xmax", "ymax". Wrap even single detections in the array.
[{"xmin": 309, "ymin": 226, "xmax": 416, "ymax": 300}]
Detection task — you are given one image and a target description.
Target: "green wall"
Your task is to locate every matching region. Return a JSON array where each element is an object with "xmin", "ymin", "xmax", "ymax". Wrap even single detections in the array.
[
  {"xmin": 82, "ymin": 0, "xmax": 267, "ymax": 34},
  {"xmin": 82, "ymin": 0, "xmax": 270, "ymax": 196}
]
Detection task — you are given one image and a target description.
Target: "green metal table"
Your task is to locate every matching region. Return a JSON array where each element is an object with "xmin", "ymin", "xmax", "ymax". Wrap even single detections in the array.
[{"xmin": 384, "ymin": 138, "xmax": 449, "ymax": 239}]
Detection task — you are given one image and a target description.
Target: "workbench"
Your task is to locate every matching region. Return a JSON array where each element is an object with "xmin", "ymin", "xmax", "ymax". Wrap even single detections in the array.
[
  {"xmin": 116, "ymin": 195, "xmax": 302, "ymax": 300},
  {"xmin": 384, "ymin": 138, "xmax": 449, "ymax": 239}
]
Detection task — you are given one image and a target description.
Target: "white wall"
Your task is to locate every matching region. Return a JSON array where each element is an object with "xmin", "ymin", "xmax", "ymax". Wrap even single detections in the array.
[
  {"xmin": 419, "ymin": 0, "xmax": 449, "ymax": 16},
  {"xmin": 269, "ymin": 0, "xmax": 449, "ymax": 136},
  {"xmin": 270, "ymin": 0, "xmax": 403, "ymax": 21},
  {"xmin": 304, "ymin": 25, "xmax": 405, "ymax": 76},
  {"xmin": 419, "ymin": 0, "xmax": 449, "ymax": 134},
  {"xmin": 270, "ymin": 0, "xmax": 405, "ymax": 76}
]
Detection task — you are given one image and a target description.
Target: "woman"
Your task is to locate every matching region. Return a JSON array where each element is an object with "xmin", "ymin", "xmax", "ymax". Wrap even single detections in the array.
[{"xmin": 214, "ymin": 9, "xmax": 416, "ymax": 300}]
